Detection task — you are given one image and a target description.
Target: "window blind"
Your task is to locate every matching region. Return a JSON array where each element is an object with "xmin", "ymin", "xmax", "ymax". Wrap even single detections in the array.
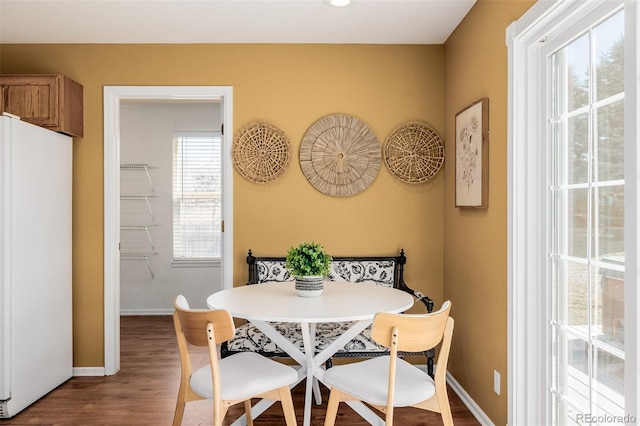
[{"xmin": 172, "ymin": 132, "xmax": 222, "ymax": 261}]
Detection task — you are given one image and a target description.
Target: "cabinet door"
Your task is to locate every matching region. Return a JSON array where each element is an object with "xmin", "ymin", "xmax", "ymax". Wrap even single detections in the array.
[{"xmin": 0, "ymin": 75, "xmax": 59, "ymax": 129}]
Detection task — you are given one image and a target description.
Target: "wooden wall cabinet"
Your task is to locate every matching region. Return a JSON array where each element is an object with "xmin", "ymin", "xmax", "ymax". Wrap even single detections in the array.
[{"xmin": 0, "ymin": 74, "xmax": 83, "ymax": 137}]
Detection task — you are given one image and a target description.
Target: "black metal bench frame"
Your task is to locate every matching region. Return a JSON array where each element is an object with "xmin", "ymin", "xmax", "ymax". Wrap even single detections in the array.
[{"xmin": 221, "ymin": 249, "xmax": 437, "ymax": 376}]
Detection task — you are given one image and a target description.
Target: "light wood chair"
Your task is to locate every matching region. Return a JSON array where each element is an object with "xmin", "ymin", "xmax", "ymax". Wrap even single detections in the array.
[
  {"xmin": 322, "ymin": 301, "xmax": 454, "ymax": 426},
  {"xmin": 172, "ymin": 295, "xmax": 298, "ymax": 426}
]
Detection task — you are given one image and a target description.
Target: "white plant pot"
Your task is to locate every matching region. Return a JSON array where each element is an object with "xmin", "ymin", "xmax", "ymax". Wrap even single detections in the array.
[{"xmin": 295, "ymin": 275, "xmax": 324, "ymax": 297}]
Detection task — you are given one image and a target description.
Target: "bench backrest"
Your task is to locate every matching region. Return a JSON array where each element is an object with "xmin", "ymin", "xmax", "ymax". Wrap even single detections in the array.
[
  {"xmin": 246, "ymin": 250, "xmax": 407, "ymax": 289},
  {"xmin": 245, "ymin": 248, "xmax": 434, "ymax": 312}
]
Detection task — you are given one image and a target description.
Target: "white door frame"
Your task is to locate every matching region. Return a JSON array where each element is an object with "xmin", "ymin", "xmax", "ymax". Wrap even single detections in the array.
[{"xmin": 103, "ymin": 86, "xmax": 233, "ymax": 375}]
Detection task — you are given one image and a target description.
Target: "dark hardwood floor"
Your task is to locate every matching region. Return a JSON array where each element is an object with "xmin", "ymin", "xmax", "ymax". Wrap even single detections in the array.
[{"xmin": 2, "ymin": 316, "xmax": 480, "ymax": 425}]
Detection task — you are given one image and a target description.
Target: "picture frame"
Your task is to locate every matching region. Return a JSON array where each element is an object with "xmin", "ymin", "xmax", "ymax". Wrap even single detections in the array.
[{"xmin": 455, "ymin": 97, "xmax": 489, "ymax": 208}]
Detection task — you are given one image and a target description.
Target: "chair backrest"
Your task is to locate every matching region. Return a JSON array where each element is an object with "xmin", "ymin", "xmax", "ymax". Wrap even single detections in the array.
[
  {"xmin": 371, "ymin": 301, "xmax": 454, "ymax": 425},
  {"xmin": 173, "ymin": 295, "xmax": 232, "ymax": 418},
  {"xmin": 370, "ymin": 300, "xmax": 452, "ymax": 353},
  {"xmin": 174, "ymin": 296, "xmax": 236, "ymax": 346}
]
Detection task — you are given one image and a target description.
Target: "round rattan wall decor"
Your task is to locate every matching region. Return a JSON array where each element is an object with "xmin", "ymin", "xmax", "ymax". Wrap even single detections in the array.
[
  {"xmin": 300, "ymin": 114, "xmax": 381, "ymax": 197},
  {"xmin": 383, "ymin": 121, "xmax": 444, "ymax": 184},
  {"xmin": 233, "ymin": 121, "xmax": 292, "ymax": 184}
]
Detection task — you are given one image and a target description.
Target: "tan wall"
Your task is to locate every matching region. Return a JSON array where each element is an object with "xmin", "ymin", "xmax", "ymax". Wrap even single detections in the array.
[
  {"xmin": 443, "ymin": 1, "xmax": 535, "ymax": 425},
  {"xmin": 0, "ymin": 44, "xmax": 445, "ymax": 367},
  {"xmin": 3, "ymin": 4, "xmax": 545, "ymax": 418}
]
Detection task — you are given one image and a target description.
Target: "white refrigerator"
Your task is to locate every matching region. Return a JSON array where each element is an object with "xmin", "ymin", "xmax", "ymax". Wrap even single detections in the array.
[{"xmin": 0, "ymin": 114, "xmax": 73, "ymax": 418}]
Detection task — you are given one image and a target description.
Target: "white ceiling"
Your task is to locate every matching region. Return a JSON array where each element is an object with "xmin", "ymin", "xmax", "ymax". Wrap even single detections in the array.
[{"xmin": 0, "ymin": 0, "xmax": 476, "ymax": 45}]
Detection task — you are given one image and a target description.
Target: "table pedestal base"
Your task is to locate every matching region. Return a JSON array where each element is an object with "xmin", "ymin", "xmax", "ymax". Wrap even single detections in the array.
[{"xmin": 229, "ymin": 319, "xmax": 386, "ymax": 426}]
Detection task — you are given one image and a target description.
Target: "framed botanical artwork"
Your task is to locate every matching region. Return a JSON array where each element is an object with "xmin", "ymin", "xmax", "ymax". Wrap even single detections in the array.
[{"xmin": 455, "ymin": 97, "xmax": 489, "ymax": 208}]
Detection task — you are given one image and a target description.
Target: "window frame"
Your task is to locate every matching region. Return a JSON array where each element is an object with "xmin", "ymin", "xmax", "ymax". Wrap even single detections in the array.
[
  {"xmin": 506, "ymin": 0, "xmax": 638, "ymax": 424},
  {"xmin": 544, "ymin": 8, "xmax": 626, "ymax": 421}
]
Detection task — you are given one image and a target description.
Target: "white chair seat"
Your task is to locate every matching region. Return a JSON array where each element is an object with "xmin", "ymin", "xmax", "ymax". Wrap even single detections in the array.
[
  {"xmin": 323, "ymin": 356, "xmax": 435, "ymax": 407},
  {"xmin": 190, "ymin": 352, "xmax": 298, "ymax": 400}
]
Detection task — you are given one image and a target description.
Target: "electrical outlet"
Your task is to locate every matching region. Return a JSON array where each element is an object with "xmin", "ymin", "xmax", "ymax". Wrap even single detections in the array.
[{"xmin": 494, "ymin": 370, "xmax": 501, "ymax": 395}]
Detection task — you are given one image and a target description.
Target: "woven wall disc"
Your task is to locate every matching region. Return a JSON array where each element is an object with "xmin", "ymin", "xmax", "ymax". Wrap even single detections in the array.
[
  {"xmin": 233, "ymin": 121, "xmax": 292, "ymax": 184},
  {"xmin": 383, "ymin": 122, "xmax": 444, "ymax": 184},
  {"xmin": 300, "ymin": 114, "xmax": 381, "ymax": 197}
]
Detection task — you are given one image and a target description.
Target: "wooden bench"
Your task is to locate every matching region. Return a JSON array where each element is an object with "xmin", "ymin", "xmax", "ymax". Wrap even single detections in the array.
[{"xmin": 220, "ymin": 249, "xmax": 437, "ymax": 375}]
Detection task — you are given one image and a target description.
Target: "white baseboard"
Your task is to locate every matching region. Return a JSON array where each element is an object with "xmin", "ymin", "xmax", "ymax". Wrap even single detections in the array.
[
  {"xmin": 446, "ymin": 371, "xmax": 495, "ymax": 426},
  {"xmin": 415, "ymin": 364, "xmax": 493, "ymax": 425},
  {"xmin": 73, "ymin": 367, "xmax": 106, "ymax": 377},
  {"xmin": 120, "ymin": 308, "xmax": 173, "ymax": 316}
]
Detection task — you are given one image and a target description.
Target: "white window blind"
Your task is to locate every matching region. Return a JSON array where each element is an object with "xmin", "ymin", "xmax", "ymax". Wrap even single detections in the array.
[{"xmin": 172, "ymin": 132, "xmax": 222, "ymax": 262}]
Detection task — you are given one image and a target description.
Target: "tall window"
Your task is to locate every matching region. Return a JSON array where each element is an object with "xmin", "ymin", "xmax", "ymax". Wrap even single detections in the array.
[
  {"xmin": 172, "ymin": 132, "xmax": 222, "ymax": 262},
  {"xmin": 549, "ymin": 9, "xmax": 625, "ymax": 424}
]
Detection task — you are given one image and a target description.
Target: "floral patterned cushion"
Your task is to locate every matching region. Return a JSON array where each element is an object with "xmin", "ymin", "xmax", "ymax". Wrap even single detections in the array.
[
  {"xmin": 225, "ymin": 321, "xmax": 389, "ymax": 357},
  {"xmin": 256, "ymin": 261, "xmax": 293, "ymax": 283},
  {"xmin": 256, "ymin": 259, "xmax": 396, "ymax": 288}
]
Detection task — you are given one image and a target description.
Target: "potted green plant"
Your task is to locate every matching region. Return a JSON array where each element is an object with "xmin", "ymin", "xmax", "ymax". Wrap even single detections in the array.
[{"xmin": 285, "ymin": 241, "xmax": 332, "ymax": 297}]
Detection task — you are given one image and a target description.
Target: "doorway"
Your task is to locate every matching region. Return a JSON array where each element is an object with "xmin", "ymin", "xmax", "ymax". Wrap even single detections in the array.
[{"xmin": 103, "ymin": 86, "xmax": 233, "ymax": 375}]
